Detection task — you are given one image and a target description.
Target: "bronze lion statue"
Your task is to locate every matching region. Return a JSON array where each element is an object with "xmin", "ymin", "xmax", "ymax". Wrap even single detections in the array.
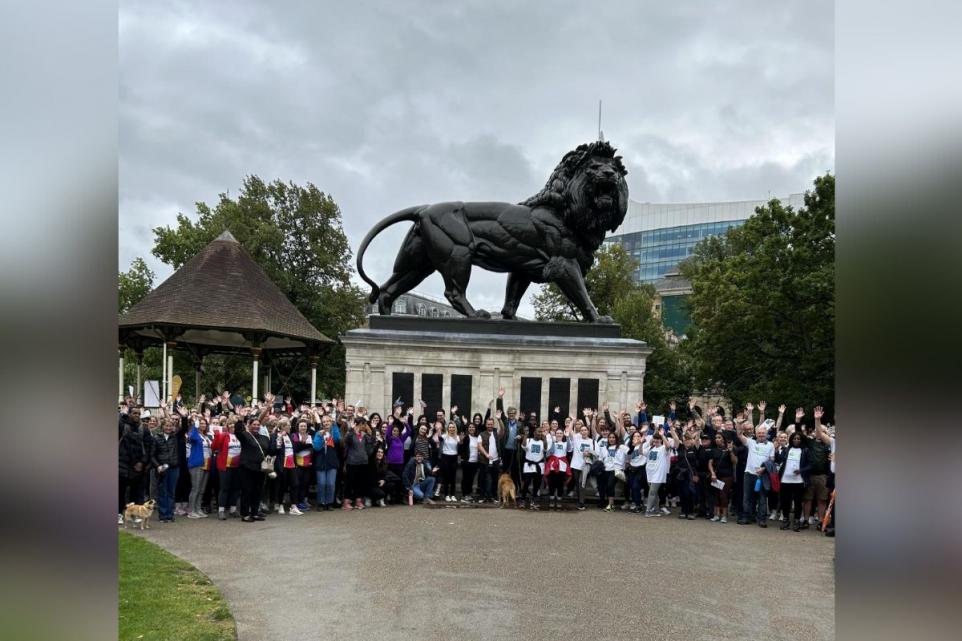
[{"xmin": 356, "ymin": 140, "xmax": 629, "ymax": 323}]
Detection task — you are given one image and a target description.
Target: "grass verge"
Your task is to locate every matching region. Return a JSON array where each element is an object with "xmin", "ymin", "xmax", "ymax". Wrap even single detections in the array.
[{"xmin": 119, "ymin": 531, "xmax": 236, "ymax": 641}]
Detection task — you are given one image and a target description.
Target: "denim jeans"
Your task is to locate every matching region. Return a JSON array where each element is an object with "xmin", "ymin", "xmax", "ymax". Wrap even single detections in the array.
[
  {"xmin": 742, "ymin": 472, "xmax": 768, "ymax": 523},
  {"xmin": 479, "ymin": 461, "xmax": 501, "ymax": 499},
  {"xmin": 316, "ymin": 468, "xmax": 337, "ymax": 506},
  {"xmin": 628, "ymin": 467, "xmax": 644, "ymax": 506},
  {"xmin": 158, "ymin": 466, "xmax": 180, "ymax": 520},
  {"xmin": 411, "ymin": 477, "xmax": 436, "ymax": 501}
]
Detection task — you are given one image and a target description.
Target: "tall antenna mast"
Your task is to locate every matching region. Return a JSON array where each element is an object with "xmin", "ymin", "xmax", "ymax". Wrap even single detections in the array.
[{"xmin": 597, "ymin": 100, "xmax": 604, "ymax": 142}]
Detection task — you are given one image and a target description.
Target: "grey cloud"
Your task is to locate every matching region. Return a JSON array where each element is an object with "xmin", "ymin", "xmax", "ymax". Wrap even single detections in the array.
[{"xmin": 119, "ymin": 1, "xmax": 834, "ymax": 319}]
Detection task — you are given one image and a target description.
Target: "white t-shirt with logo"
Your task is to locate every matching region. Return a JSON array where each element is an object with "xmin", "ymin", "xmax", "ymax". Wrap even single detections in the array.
[
  {"xmin": 601, "ymin": 443, "xmax": 628, "ymax": 471},
  {"xmin": 571, "ymin": 435, "xmax": 594, "ymax": 471},
  {"xmin": 643, "ymin": 440, "xmax": 670, "ymax": 484},
  {"xmin": 745, "ymin": 438, "xmax": 775, "ymax": 475},
  {"xmin": 522, "ymin": 439, "xmax": 546, "ymax": 474},
  {"xmin": 628, "ymin": 444, "xmax": 647, "ymax": 469},
  {"xmin": 781, "ymin": 447, "xmax": 804, "ymax": 484}
]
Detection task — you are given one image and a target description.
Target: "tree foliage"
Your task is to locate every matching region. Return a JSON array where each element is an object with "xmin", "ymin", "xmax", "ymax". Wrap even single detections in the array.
[
  {"xmin": 150, "ymin": 176, "xmax": 365, "ymax": 399},
  {"xmin": 118, "ymin": 257, "xmax": 154, "ymax": 314},
  {"xmin": 532, "ymin": 244, "xmax": 690, "ymax": 409},
  {"xmin": 680, "ymin": 174, "xmax": 835, "ymax": 414}
]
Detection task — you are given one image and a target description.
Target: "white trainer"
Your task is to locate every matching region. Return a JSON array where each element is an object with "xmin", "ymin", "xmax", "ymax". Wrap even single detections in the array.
[
  {"xmin": 289, "ymin": 506, "xmax": 303, "ymax": 516},
  {"xmin": 277, "ymin": 505, "xmax": 286, "ymax": 515},
  {"xmin": 660, "ymin": 506, "xmax": 670, "ymax": 515},
  {"xmin": 118, "ymin": 514, "xmax": 123, "ymax": 525}
]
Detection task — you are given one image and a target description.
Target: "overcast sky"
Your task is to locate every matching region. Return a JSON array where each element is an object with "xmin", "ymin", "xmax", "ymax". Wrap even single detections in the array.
[{"xmin": 119, "ymin": 1, "xmax": 834, "ymax": 319}]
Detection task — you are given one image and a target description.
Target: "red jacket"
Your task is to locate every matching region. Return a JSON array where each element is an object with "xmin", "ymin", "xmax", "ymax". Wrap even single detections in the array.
[{"xmin": 211, "ymin": 430, "xmax": 240, "ymax": 472}]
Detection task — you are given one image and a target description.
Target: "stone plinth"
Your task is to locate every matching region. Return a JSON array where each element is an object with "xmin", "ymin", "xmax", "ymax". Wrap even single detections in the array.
[{"xmin": 342, "ymin": 316, "xmax": 651, "ymax": 420}]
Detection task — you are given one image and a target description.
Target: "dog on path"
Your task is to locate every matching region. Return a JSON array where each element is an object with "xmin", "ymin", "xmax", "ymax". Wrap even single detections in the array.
[
  {"xmin": 497, "ymin": 473, "xmax": 517, "ymax": 508},
  {"xmin": 123, "ymin": 500, "xmax": 156, "ymax": 530}
]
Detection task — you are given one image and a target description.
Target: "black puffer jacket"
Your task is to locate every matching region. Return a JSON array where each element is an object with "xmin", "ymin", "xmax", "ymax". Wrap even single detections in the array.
[{"xmin": 118, "ymin": 417, "xmax": 151, "ymax": 478}]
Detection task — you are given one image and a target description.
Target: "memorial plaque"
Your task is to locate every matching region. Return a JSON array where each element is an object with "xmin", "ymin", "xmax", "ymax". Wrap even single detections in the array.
[
  {"xmin": 577, "ymin": 378, "xmax": 600, "ymax": 414},
  {"xmin": 392, "ymin": 372, "xmax": 414, "ymax": 412},
  {"xmin": 520, "ymin": 376, "xmax": 542, "ymax": 419},
  {"xmin": 422, "ymin": 373, "xmax": 443, "ymax": 419},
  {"xmin": 548, "ymin": 377, "xmax": 571, "ymax": 421}
]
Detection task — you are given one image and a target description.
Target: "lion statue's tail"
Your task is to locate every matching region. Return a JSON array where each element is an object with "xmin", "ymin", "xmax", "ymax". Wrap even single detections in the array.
[{"xmin": 356, "ymin": 205, "xmax": 427, "ymax": 304}]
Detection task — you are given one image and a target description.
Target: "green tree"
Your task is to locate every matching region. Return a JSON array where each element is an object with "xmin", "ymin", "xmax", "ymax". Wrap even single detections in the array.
[
  {"xmin": 680, "ymin": 174, "xmax": 835, "ymax": 415},
  {"xmin": 532, "ymin": 244, "xmax": 690, "ymax": 410},
  {"xmin": 118, "ymin": 257, "xmax": 154, "ymax": 313},
  {"xmin": 151, "ymin": 176, "xmax": 365, "ymax": 399}
]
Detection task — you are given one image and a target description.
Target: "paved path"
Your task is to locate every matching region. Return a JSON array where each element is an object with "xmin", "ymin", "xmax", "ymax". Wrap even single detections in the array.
[{"xmin": 131, "ymin": 506, "xmax": 835, "ymax": 641}]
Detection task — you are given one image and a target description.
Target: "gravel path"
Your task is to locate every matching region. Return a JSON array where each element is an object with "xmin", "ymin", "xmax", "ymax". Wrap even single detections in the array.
[{"xmin": 131, "ymin": 505, "xmax": 835, "ymax": 641}]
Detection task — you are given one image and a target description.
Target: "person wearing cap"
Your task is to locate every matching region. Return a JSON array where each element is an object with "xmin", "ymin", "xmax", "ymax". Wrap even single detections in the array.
[
  {"xmin": 402, "ymin": 450, "xmax": 437, "ymax": 505},
  {"xmin": 342, "ymin": 417, "xmax": 376, "ymax": 510}
]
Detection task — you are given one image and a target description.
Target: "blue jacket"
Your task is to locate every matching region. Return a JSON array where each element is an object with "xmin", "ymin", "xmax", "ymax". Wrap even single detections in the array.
[
  {"xmin": 312, "ymin": 425, "xmax": 341, "ymax": 471},
  {"xmin": 186, "ymin": 425, "xmax": 208, "ymax": 469}
]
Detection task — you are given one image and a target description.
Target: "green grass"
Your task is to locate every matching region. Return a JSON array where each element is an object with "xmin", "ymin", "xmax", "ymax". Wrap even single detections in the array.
[{"xmin": 119, "ymin": 532, "xmax": 236, "ymax": 641}]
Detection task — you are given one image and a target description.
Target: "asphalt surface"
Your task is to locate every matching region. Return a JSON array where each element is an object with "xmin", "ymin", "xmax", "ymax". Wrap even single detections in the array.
[{"xmin": 131, "ymin": 505, "xmax": 835, "ymax": 641}]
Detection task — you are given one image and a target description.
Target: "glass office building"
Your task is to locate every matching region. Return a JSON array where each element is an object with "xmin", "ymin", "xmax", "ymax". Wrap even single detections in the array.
[{"xmin": 606, "ymin": 194, "xmax": 807, "ymax": 335}]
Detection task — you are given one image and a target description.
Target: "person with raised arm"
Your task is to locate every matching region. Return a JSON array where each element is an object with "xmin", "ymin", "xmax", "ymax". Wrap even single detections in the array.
[
  {"xmin": 544, "ymin": 425, "xmax": 573, "ymax": 510},
  {"xmin": 707, "ymin": 432, "xmax": 737, "ymax": 523},
  {"xmin": 799, "ymin": 405, "xmax": 834, "ymax": 529},
  {"xmin": 459, "ymin": 419, "xmax": 481, "ymax": 503},
  {"xmin": 775, "ymin": 426, "xmax": 810, "ymax": 531},
  {"xmin": 234, "ymin": 414, "xmax": 276, "ymax": 522},
  {"xmin": 477, "ymin": 400, "xmax": 505, "ymax": 503},
  {"xmin": 642, "ymin": 427, "xmax": 670, "ymax": 517},
  {"xmin": 312, "ymin": 413, "xmax": 341, "ymax": 511},
  {"xmin": 495, "ymin": 387, "xmax": 523, "ymax": 490},
  {"xmin": 439, "ymin": 421, "xmax": 464, "ymax": 502},
  {"xmin": 519, "ymin": 424, "xmax": 548, "ymax": 510},
  {"xmin": 734, "ymin": 402, "xmax": 775, "ymax": 527},
  {"xmin": 569, "ymin": 420, "xmax": 595, "ymax": 511}
]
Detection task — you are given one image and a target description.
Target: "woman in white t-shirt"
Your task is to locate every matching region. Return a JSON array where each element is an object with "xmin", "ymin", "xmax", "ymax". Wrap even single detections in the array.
[
  {"xmin": 626, "ymin": 431, "xmax": 647, "ymax": 514},
  {"xmin": 569, "ymin": 423, "xmax": 595, "ymax": 511},
  {"xmin": 459, "ymin": 422, "xmax": 481, "ymax": 503},
  {"xmin": 643, "ymin": 430, "xmax": 671, "ymax": 517},
  {"xmin": 439, "ymin": 422, "xmax": 463, "ymax": 502},
  {"xmin": 544, "ymin": 428, "xmax": 572, "ymax": 510},
  {"xmin": 598, "ymin": 432, "xmax": 628, "ymax": 512},
  {"xmin": 520, "ymin": 426, "xmax": 548, "ymax": 510},
  {"xmin": 775, "ymin": 430, "xmax": 810, "ymax": 531}
]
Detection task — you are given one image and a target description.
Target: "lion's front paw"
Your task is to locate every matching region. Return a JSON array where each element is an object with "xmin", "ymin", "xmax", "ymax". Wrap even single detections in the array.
[
  {"xmin": 474, "ymin": 309, "xmax": 491, "ymax": 319},
  {"xmin": 595, "ymin": 315, "xmax": 615, "ymax": 324}
]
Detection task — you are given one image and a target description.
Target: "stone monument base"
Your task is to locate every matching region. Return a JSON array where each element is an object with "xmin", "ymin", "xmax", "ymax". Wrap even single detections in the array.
[{"xmin": 342, "ymin": 316, "xmax": 651, "ymax": 420}]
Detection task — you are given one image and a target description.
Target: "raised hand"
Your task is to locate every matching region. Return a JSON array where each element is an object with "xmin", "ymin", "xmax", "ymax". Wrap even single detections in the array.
[
  {"xmin": 688, "ymin": 399, "xmax": 696, "ymax": 410},
  {"xmin": 497, "ymin": 387, "xmax": 505, "ymax": 398},
  {"xmin": 602, "ymin": 402, "xmax": 609, "ymax": 412},
  {"xmin": 635, "ymin": 401, "xmax": 642, "ymax": 412},
  {"xmin": 553, "ymin": 406, "xmax": 560, "ymax": 413},
  {"xmin": 778, "ymin": 404, "xmax": 786, "ymax": 414},
  {"xmin": 744, "ymin": 402, "xmax": 754, "ymax": 412},
  {"xmin": 495, "ymin": 409, "xmax": 503, "ymax": 419},
  {"xmin": 795, "ymin": 407, "xmax": 805, "ymax": 422},
  {"xmin": 813, "ymin": 406, "xmax": 824, "ymax": 420},
  {"xmin": 451, "ymin": 405, "xmax": 458, "ymax": 415},
  {"xmin": 669, "ymin": 401, "xmax": 676, "ymax": 411},
  {"xmin": 639, "ymin": 402, "xmax": 646, "ymax": 412},
  {"xmin": 758, "ymin": 401, "xmax": 766, "ymax": 412}
]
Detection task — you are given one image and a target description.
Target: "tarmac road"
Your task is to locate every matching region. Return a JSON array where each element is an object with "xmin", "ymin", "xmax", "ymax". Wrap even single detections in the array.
[{"xmin": 132, "ymin": 505, "xmax": 835, "ymax": 641}]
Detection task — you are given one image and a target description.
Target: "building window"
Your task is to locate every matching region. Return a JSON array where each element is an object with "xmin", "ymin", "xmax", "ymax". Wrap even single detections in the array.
[
  {"xmin": 430, "ymin": 307, "xmax": 440, "ymax": 318},
  {"xmin": 417, "ymin": 304, "xmax": 426, "ymax": 316},
  {"xmin": 393, "ymin": 298, "xmax": 408, "ymax": 314}
]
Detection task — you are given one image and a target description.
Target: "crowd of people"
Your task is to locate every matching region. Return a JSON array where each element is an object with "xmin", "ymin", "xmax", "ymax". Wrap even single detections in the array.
[{"xmin": 117, "ymin": 389, "xmax": 836, "ymax": 534}]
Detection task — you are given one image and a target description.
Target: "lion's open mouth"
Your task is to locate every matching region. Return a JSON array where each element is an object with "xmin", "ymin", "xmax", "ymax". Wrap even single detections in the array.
[{"xmin": 593, "ymin": 181, "xmax": 618, "ymax": 208}]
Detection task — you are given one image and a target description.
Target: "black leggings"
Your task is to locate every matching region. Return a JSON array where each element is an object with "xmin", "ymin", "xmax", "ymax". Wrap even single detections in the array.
[
  {"xmin": 295, "ymin": 467, "xmax": 313, "ymax": 504},
  {"xmin": 461, "ymin": 461, "xmax": 478, "ymax": 497},
  {"xmin": 780, "ymin": 483, "xmax": 805, "ymax": 520},
  {"xmin": 118, "ymin": 474, "xmax": 145, "ymax": 513},
  {"xmin": 546, "ymin": 472, "xmax": 566, "ymax": 497},
  {"xmin": 346, "ymin": 464, "xmax": 369, "ymax": 501},
  {"xmin": 274, "ymin": 467, "xmax": 298, "ymax": 508},
  {"xmin": 597, "ymin": 470, "xmax": 612, "ymax": 504},
  {"xmin": 521, "ymin": 471, "xmax": 541, "ymax": 500},
  {"xmin": 440, "ymin": 454, "xmax": 459, "ymax": 496},
  {"xmin": 239, "ymin": 467, "xmax": 264, "ymax": 517},
  {"xmin": 217, "ymin": 468, "xmax": 240, "ymax": 511}
]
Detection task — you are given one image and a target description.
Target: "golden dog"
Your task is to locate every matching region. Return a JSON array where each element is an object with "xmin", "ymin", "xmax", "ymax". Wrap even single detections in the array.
[
  {"xmin": 497, "ymin": 473, "xmax": 517, "ymax": 508},
  {"xmin": 123, "ymin": 500, "xmax": 156, "ymax": 530}
]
